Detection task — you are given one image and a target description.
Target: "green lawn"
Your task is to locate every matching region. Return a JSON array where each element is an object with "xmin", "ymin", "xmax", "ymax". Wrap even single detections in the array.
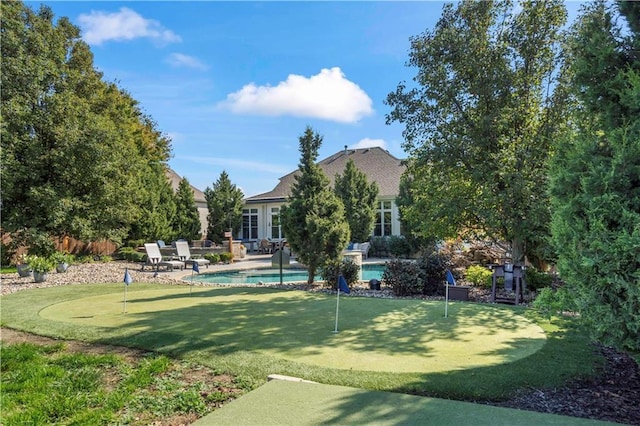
[{"xmin": 1, "ymin": 283, "xmax": 599, "ymax": 401}]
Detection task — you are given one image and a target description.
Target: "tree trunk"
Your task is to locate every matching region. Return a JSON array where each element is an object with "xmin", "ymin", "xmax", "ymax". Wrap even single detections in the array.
[
  {"xmin": 307, "ymin": 265, "xmax": 316, "ymax": 285},
  {"xmin": 511, "ymin": 237, "xmax": 525, "ymax": 266}
]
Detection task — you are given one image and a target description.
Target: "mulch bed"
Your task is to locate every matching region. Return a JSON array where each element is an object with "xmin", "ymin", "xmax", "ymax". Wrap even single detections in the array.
[{"xmin": 496, "ymin": 345, "xmax": 640, "ymax": 425}]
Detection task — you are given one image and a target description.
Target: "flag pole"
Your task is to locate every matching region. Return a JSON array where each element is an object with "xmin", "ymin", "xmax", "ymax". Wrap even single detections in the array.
[
  {"xmin": 123, "ymin": 282, "xmax": 127, "ymax": 314},
  {"xmin": 334, "ymin": 288, "xmax": 340, "ymax": 333},
  {"xmin": 445, "ymin": 283, "xmax": 449, "ymax": 318}
]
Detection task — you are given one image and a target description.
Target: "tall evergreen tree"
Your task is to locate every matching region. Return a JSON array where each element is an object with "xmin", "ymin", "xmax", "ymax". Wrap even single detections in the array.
[
  {"xmin": 204, "ymin": 171, "xmax": 244, "ymax": 244},
  {"xmin": 334, "ymin": 159, "xmax": 379, "ymax": 242},
  {"xmin": 128, "ymin": 164, "xmax": 176, "ymax": 243},
  {"xmin": 173, "ymin": 178, "xmax": 202, "ymax": 242},
  {"xmin": 280, "ymin": 127, "xmax": 350, "ymax": 284},
  {"xmin": 386, "ymin": 0, "xmax": 568, "ymax": 265},
  {"xmin": 549, "ymin": 1, "xmax": 640, "ymax": 351}
]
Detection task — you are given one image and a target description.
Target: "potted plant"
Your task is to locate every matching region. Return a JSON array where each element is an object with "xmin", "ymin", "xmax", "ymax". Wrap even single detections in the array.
[
  {"xmin": 51, "ymin": 251, "xmax": 73, "ymax": 273},
  {"xmin": 16, "ymin": 253, "xmax": 32, "ymax": 278},
  {"xmin": 28, "ymin": 256, "xmax": 55, "ymax": 283}
]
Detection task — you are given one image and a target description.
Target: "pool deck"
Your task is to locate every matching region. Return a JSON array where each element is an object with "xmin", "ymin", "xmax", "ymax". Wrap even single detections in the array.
[{"xmin": 169, "ymin": 253, "xmax": 385, "ymax": 283}]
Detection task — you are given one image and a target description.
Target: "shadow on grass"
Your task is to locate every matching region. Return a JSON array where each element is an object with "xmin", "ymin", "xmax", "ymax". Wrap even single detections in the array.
[
  {"xmin": 87, "ymin": 287, "xmax": 538, "ymax": 365},
  {"xmin": 1, "ymin": 284, "xmax": 596, "ymax": 401}
]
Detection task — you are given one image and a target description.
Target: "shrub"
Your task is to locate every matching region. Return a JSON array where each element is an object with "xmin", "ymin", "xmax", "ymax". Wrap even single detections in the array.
[
  {"xmin": 219, "ymin": 252, "xmax": 233, "ymax": 263},
  {"xmin": 525, "ymin": 268, "xmax": 554, "ymax": 292},
  {"xmin": 204, "ymin": 253, "xmax": 220, "ymax": 264},
  {"xmin": 75, "ymin": 255, "xmax": 95, "ymax": 264},
  {"xmin": 382, "ymin": 259, "xmax": 423, "ymax": 296},
  {"xmin": 118, "ymin": 247, "xmax": 145, "ymax": 263},
  {"xmin": 51, "ymin": 251, "xmax": 74, "ymax": 265},
  {"xmin": 27, "ymin": 255, "xmax": 55, "ymax": 273},
  {"xmin": 465, "ymin": 265, "xmax": 493, "ymax": 288},
  {"xmin": 321, "ymin": 258, "xmax": 360, "ymax": 288},
  {"xmin": 416, "ymin": 251, "xmax": 451, "ymax": 296},
  {"xmin": 533, "ymin": 286, "xmax": 577, "ymax": 319},
  {"xmin": 125, "ymin": 239, "xmax": 146, "ymax": 249},
  {"xmin": 388, "ymin": 236, "xmax": 411, "ymax": 258},
  {"xmin": 1, "ymin": 243, "xmax": 14, "ymax": 267},
  {"xmin": 369, "ymin": 236, "xmax": 389, "ymax": 257}
]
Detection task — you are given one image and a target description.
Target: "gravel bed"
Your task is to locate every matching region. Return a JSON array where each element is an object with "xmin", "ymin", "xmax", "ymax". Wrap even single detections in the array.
[{"xmin": 1, "ymin": 261, "xmax": 186, "ymax": 295}]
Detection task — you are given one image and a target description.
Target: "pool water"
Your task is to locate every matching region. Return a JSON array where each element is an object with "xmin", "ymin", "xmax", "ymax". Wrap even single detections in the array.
[{"xmin": 197, "ymin": 264, "xmax": 386, "ymax": 284}]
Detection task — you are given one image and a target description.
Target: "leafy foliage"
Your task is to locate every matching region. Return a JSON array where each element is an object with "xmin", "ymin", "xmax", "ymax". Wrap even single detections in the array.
[
  {"xmin": 524, "ymin": 267, "xmax": 553, "ymax": 292},
  {"xmin": 204, "ymin": 253, "xmax": 221, "ymax": 264},
  {"xmin": 1, "ymin": 2, "xmax": 174, "ymax": 248},
  {"xmin": 382, "ymin": 259, "xmax": 423, "ymax": 296},
  {"xmin": 386, "ymin": 0, "xmax": 569, "ymax": 265},
  {"xmin": 548, "ymin": 1, "xmax": 640, "ymax": 351},
  {"xmin": 173, "ymin": 178, "xmax": 202, "ymax": 242},
  {"xmin": 334, "ymin": 159, "xmax": 379, "ymax": 242},
  {"xmin": 117, "ymin": 247, "xmax": 146, "ymax": 263},
  {"xmin": 204, "ymin": 171, "xmax": 244, "ymax": 244},
  {"xmin": 465, "ymin": 265, "xmax": 493, "ymax": 288},
  {"xmin": 533, "ymin": 286, "xmax": 577, "ymax": 320},
  {"xmin": 280, "ymin": 127, "xmax": 350, "ymax": 284},
  {"xmin": 128, "ymin": 164, "xmax": 177, "ymax": 243},
  {"xmin": 321, "ymin": 257, "xmax": 360, "ymax": 288},
  {"xmin": 383, "ymin": 251, "xmax": 452, "ymax": 297}
]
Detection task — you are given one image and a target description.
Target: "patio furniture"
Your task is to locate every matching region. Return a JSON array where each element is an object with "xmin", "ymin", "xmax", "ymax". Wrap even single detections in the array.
[
  {"xmin": 258, "ymin": 239, "xmax": 272, "ymax": 254},
  {"xmin": 490, "ymin": 263, "xmax": 526, "ymax": 304},
  {"xmin": 175, "ymin": 241, "xmax": 210, "ymax": 269},
  {"xmin": 142, "ymin": 243, "xmax": 185, "ymax": 272}
]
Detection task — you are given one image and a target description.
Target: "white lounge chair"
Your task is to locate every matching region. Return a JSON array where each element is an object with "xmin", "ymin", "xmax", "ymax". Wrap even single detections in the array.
[
  {"xmin": 175, "ymin": 241, "xmax": 210, "ymax": 269},
  {"xmin": 143, "ymin": 243, "xmax": 185, "ymax": 272}
]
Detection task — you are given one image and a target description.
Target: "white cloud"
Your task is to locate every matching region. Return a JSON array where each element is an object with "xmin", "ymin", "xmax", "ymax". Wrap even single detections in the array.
[
  {"xmin": 218, "ymin": 67, "xmax": 374, "ymax": 123},
  {"xmin": 350, "ymin": 138, "xmax": 388, "ymax": 150},
  {"xmin": 166, "ymin": 53, "xmax": 208, "ymax": 70},
  {"xmin": 78, "ymin": 7, "xmax": 181, "ymax": 45},
  {"xmin": 180, "ymin": 155, "xmax": 291, "ymax": 175}
]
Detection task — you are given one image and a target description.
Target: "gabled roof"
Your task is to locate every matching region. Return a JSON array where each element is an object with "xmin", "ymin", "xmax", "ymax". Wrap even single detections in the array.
[
  {"xmin": 245, "ymin": 147, "xmax": 405, "ymax": 203},
  {"xmin": 166, "ymin": 168, "xmax": 206, "ymax": 203}
]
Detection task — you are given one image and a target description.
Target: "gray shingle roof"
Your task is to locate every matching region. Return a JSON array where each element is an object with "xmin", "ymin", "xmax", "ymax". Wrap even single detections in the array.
[
  {"xmin": 166, "ymin": 168, "xmax": 206, "ymax": 203},
  {"xmin": 245, "ymin": 147, "xmax": 405, "ymax": 203}
]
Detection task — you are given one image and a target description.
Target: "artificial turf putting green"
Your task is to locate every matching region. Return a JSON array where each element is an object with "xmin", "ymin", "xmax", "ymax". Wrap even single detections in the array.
[{"xmin": 38, "ymin": 285, "xmax": 545, "ymax": 374}]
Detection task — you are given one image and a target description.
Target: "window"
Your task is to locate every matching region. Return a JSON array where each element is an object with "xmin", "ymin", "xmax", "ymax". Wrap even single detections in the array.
[
  {"xmin": 270, "ymin": 207, "xmax": 284, "ymax": 239},
  {"xmin": 374, "ymin": 201, "xmax": 393, "ymax": 237},
  {"xmin": 242, "ymin": 208, "xmax": 258, "ymax": 240}
]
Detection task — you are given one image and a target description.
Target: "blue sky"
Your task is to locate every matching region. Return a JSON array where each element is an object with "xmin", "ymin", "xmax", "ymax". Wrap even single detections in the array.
[{"xmin": 32, "ymin": 1, "xmax": 584, "ymax": 197}]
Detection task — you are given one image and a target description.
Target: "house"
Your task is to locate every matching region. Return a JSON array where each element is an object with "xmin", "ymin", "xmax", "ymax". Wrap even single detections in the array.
[
  {"xmin": 241, "ymin": 146, "xmax": 406, "ymax": 245},
  {"xmin": 166, "ymin": 168, "xmax": 208, "ymax": 237}
]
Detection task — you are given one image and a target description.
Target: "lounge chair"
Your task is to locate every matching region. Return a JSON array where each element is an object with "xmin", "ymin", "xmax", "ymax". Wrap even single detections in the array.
[
  {"xmin": 258, "ymin": 238, "xmax": 272, "ymax": 254},
  {"xmin": 175, "ymin": 241, "xmax": 210, "ymax": 269},
  {"xmin": 142, "ymin": 243, "xmax": 185, "ymax": 272}
]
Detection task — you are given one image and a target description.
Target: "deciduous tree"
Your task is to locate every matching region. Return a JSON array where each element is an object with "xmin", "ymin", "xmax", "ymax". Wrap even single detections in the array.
[
  {"xmin": 281, "ymin": 127, "xmax": 350, "ymax": 284},
  {"xmin": 1, "ymin": 1, "xmax": 173, "ymax": 250},
  {"xmin": 386, "ymin": 0, "xmax": 568, "ymax": 266}
]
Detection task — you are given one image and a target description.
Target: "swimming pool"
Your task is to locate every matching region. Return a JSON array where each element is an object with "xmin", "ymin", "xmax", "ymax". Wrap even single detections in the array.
[{"xmin": 196, "ymin": 264, "xmax": 386, "ymax": 284}]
